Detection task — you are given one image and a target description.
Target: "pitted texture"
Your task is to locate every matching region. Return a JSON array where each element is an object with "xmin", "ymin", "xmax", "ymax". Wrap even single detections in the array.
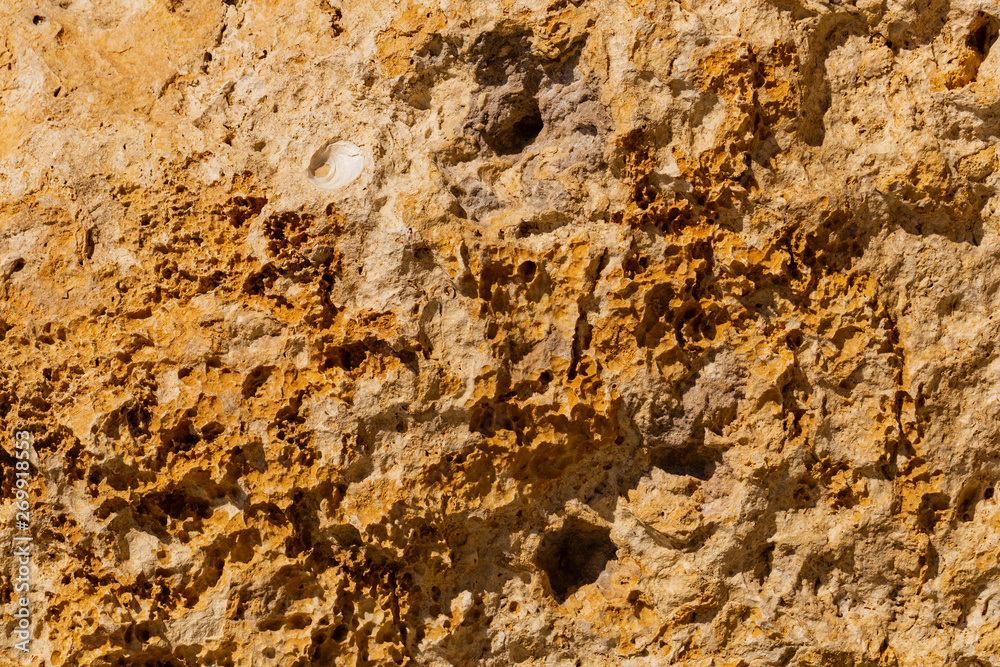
[{"xmin": 3, "ymin": 0, "xmax": 1000, "ymax": 665}]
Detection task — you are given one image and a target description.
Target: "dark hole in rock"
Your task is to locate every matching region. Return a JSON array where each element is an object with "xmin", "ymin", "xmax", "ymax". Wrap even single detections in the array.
[
  {"xmin": 650, "ymin": 445, "xmax": 721, "ymax": 481},
  {"xmin": 917, "ymin": 492, "xmax": 950, "ymax": 532},
  {"xmin": 242, "ymin": 365, "xmax": 273, "ymax": 398},
  {"xmin": 158, "ymin": 489, "xmax": 211, "ymax": 520},
  {"xmin": 786, "ymin": 331, "xmax": 804, "ymax": 349},
  {"xmin": 968, "ymin": 12, "xmax": 999, "ymax": 56},
  {"xmin": 162, "ymin": 419, "xmax": 199, "ymax": 449},
  {"xmin": 538, "ymin": 517, "xmax": 616, "ymax": 602},
  {"xmin": 201, "ymin": 421, "xmax": 225, "ymax": 441},
  {"xmin": 484, "ymin": 99, "xmax": 544, "ymax": 155},
  {"xmin": 756, "ymin": 543, "xmax": 775, "ymax": 583},
  {"xmin": 510, "ymin": 110, "xmax": 543, "ymax": 147},
  {"xmin": 323, "ymin": 342, "xmax": 368, "ymax": 371}
]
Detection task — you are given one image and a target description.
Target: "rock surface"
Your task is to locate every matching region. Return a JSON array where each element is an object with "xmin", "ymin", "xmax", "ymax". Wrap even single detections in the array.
[{"xmin": 2, "ymin": 0, "xmax": 1000, "ymax": 664}]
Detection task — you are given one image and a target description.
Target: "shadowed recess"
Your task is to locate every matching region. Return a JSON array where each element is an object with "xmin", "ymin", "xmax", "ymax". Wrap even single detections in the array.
[{"xmin": 538, "ymin": 517, "xmax": 617, "ymax": 602}]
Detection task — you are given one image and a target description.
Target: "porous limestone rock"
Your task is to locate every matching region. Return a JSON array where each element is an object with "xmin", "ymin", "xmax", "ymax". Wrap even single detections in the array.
[{"xmin": 2, "ymin": 0, "xmax": 1000, "ymax": 665}]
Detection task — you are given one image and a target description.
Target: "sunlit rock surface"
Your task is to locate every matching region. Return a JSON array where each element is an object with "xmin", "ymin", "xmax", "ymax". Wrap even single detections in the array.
[{"xmin": 3, "ymin": 0, "xmax": 1000, "ymax": 664}]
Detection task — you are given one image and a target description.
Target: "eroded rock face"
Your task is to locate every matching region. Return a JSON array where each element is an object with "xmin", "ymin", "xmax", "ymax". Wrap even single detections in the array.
[{"xmin": 3, "ymin": 0, "xmax": 1000, "ymax": 664}]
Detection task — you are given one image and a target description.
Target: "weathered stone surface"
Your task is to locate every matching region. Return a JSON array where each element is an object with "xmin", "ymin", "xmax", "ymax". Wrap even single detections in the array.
[{"xmin": 2, "ymin": 0, "xmax": 1000, "ymax": 664}]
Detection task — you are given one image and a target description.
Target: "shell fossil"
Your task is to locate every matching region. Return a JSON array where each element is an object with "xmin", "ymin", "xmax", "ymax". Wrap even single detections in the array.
[{"xmin": 306, "ymin": 141, "xmax": 364, "ymax": 190}]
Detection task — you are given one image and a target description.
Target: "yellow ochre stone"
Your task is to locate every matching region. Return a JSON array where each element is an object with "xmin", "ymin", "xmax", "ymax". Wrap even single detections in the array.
[{"xmin": 1, "ymin": 0, "xmax": 1000, "ymax": 665}]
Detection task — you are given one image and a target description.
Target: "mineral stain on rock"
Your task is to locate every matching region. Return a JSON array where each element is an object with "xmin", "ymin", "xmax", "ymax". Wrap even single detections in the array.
[{"xmin": 3, "ymin": 0, "xmax": 1000, "ymax": 665}]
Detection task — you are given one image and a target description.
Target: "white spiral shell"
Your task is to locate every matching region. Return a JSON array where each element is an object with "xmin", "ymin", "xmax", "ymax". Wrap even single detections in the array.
[{"xmin": 306, "ymin": 141, "xmax": 365, "ymax": 190}]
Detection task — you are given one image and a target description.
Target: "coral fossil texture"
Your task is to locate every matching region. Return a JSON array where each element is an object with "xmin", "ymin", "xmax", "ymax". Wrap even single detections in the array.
[{"xmin": 5, "ymin": 0, "xmax": 1000, "ymax": 663}]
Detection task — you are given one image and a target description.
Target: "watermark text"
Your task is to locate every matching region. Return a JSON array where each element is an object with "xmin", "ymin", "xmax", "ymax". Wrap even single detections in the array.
[{"xmin": 12, "ymin": 430, "xmax": 32, "ymax": 654}]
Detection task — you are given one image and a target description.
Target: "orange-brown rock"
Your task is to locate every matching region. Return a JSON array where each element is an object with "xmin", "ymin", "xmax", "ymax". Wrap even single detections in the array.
[{"xmin": 2, "ymin": 0, "xmax": 1000, "ymax": 665}]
